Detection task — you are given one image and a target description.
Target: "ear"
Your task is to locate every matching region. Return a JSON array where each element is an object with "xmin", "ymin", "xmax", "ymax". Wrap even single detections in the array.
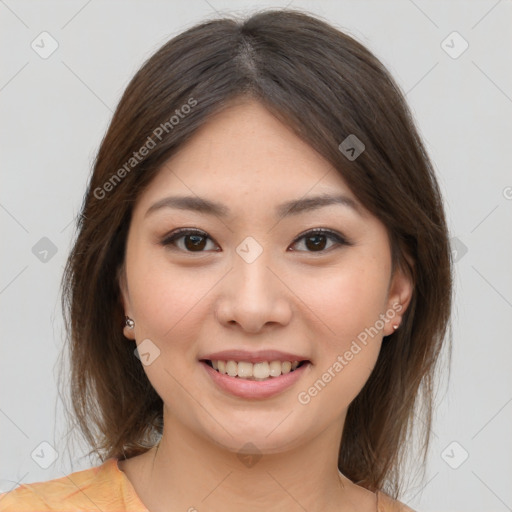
[
  {"xmin": 118, "ymin": 263, "xmax": 136, "ymax": 340},
  {"xmin": 382, "ymin": 263, "xmax": 414, "ymax": 337}
]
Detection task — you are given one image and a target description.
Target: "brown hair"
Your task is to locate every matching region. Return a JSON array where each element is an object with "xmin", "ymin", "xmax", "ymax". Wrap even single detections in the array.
[{"xmin": 60, "ymin": 8, "xmax": 452, "ymax": 498}]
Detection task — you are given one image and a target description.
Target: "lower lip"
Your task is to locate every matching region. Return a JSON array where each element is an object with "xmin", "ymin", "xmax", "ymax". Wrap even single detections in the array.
[{"xmin": 200, "ymin": 361, "xmax": 311, "ymax": 399}]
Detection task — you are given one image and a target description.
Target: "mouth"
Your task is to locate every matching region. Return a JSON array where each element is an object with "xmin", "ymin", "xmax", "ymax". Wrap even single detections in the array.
[
  {"xmin": 199, "ymin": 358, "xmax": 312, "ymax": 400},
  {"xmin": 200, "ymin": 359, "xmax": 309, "ymax": 381}
]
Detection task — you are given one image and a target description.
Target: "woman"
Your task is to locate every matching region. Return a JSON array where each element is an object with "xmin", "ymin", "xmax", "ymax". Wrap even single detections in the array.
[{"xmin": 0, "ymin": 9, "xmax": 452, "ymax": 512}]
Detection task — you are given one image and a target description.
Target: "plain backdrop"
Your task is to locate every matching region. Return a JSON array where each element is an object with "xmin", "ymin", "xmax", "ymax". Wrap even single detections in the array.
[{"xmin": 1, "ymin": 1, "xmax": 511, "ymax": 511}]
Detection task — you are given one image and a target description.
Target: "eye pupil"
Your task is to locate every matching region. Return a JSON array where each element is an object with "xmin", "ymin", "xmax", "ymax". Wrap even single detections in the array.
[
  {"xmin": 185, "ymin": 234, "xmax": 206, "ymax": 251},
  {"xmin": 306, "ymin": 234, "xmax": 327, "ymax": 251}
]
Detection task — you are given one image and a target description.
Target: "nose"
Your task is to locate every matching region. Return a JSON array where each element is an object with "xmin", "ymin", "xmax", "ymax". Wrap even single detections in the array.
[{"xmin": 214, "ymin": 252, "xmax": 293, "ymax": 334}]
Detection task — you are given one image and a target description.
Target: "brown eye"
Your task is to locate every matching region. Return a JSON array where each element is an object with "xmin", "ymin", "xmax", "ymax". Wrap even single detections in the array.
[
  {"xmin": 290, "ymin": 229, "xmax": 352, "ymax": 253},
  {"xmin": 183, "ymin": 233, "xmax": 207, "ymax": 251},
  {"xmin": 304, "ymin": 233, "xmax": 328, "ymax": 251},
  {"xmin": 161, "ymin": 229, "xmax": 218, "ymax": 253}
]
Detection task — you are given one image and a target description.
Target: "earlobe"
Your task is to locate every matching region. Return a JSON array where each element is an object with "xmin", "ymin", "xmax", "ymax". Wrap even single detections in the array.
[
  {"xmin": 123, "ymin": 328, "xmax": 136, "ymax": 340},
  {"xmin": 123, "ymin": 317, "xmax": 136, "ymax": 340}
]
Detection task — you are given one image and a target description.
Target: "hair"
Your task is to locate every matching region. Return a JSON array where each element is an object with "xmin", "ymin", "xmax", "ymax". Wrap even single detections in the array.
[{"xmin": 60, "ymin": 8, "xmax": 452, "ymax": 498}]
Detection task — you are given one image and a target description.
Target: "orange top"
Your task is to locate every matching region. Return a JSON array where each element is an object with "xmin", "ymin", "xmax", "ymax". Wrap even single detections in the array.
[{"xmin": 0, "ymin": 458, "xmax": 416, "ymax": 511}]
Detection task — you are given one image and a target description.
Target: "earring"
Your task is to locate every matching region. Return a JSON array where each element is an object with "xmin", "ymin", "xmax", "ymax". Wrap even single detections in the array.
[
  {"xmin": 392, "ymin": 323, "xmax": 399, "ymax": 330},
  {"xmin": 125, "ymin": 316, "xmax": 135, "ymax": 329}
]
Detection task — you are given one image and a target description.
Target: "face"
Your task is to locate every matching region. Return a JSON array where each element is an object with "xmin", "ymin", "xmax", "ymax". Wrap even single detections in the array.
[{"xmin": 120, "ymin": 99, "xmax": 412, "ymax": 455}]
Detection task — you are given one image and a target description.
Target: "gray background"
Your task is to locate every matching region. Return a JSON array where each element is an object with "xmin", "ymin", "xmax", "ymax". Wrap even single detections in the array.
[{"xmin": 1, "ymin": 1, "xmax": 511, "ymax": 511}]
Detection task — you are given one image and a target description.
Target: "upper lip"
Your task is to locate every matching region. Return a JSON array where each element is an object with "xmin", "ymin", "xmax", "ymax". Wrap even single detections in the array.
[{"xmin": 200, "ymin": 349, "xmax": 309, "ymax": 364}]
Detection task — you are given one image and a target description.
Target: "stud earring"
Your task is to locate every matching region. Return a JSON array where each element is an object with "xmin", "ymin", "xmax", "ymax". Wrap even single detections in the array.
[
  {"xmin": 125, "ymin": 316, "xmax": 135, "ymax": 329},
  {"xmin": 392, "ymin": 323, "xmax": 399, "ymax": 330}
]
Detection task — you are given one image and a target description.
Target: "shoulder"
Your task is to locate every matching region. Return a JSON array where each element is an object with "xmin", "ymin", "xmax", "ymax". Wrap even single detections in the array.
[
  {"xmin": 376, "ymin": 491, "xmax": 417, "ymax": 512},
  {"xmin": 0, "ymin": 458, "xmax": 143, "ymax": 512}
]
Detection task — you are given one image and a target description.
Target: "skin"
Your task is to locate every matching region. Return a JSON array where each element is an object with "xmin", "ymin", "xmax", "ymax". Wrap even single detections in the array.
[{"xmin": 118, "ymin": 98, "xmax": 413, "ymax": 512}]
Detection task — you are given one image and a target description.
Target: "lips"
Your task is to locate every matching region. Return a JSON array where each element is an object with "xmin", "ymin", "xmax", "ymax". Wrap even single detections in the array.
[
  {"xmin": 200, "ymin": 359, "xmax": 311, "ymax": 399},
  {"xmin": 198, "ymin": 348, "xmax": 311, "ymax": 399}
]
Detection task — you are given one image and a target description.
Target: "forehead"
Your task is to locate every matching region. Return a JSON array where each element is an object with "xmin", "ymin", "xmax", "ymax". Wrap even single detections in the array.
[{"xmin": 134, "ymin": 99, "xmax": 358, "ymax": 214}]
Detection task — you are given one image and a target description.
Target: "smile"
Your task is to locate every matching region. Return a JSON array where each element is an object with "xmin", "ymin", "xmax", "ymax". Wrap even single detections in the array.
[
  {"xmin": 204, "ymin": 359, "xmax": 306, "ymax": 380},
  {"xmin": 200, "ymin": 359, "xmax": 311, "ymax": 399}
]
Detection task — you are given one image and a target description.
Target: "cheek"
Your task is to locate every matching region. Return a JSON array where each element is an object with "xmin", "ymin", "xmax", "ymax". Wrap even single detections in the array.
[
  {"xmin": 126, "ymin": 245, "xmax": 217, "ymax": 348},
  {"xmin": 125, "ymin": 251, "xmax": 215, "ymax": 401},
  {"xmin": 293, "ymin": 253, "xmax": 390, "ymax": 406},
  {"xmin": 297, "ymin": 253, "xmax": 390, "ymax": 344}
]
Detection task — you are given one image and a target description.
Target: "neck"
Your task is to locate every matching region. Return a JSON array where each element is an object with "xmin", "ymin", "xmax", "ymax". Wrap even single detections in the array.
[{"xmin": 126, "ymin": 408, "xmax": 369, "ymax": 512}]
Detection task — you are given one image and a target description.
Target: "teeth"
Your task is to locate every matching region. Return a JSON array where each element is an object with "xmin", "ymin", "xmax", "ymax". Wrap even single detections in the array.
[
  {"xmin": 237, "ymin": 361, "xmax": 253, "ymax": 378},
  {"xmin": 209, "ymin": 359, "xmax": 302, "ymax": 380},
  {"xmin": 253, "ymin": 361, "xmax": 269, "ymax": 379}
]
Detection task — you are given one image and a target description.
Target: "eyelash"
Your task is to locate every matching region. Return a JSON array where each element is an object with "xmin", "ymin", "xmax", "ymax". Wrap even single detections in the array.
[{"xmin": 160, "ymin": 227, "xmax": 353, "ymax": 254}]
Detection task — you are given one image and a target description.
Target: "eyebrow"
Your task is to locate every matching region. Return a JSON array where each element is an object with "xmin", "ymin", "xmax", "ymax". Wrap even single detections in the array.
[{"xmin": 145, "ymin": 193, "xmax": 361, "ymax": 219}]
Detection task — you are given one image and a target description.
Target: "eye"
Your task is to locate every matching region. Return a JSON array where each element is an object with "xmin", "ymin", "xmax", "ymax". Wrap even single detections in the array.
[
  {"xmin": 160, "ymin": 228, "xmax": 219, "ymax": 253},
  {"xmin": 289, "ymin": 228, "xmax": 352, "ymax": 253},
  {"xmin": 160, "ymin": 227, "xmax": 352, "ymax": 254}
]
